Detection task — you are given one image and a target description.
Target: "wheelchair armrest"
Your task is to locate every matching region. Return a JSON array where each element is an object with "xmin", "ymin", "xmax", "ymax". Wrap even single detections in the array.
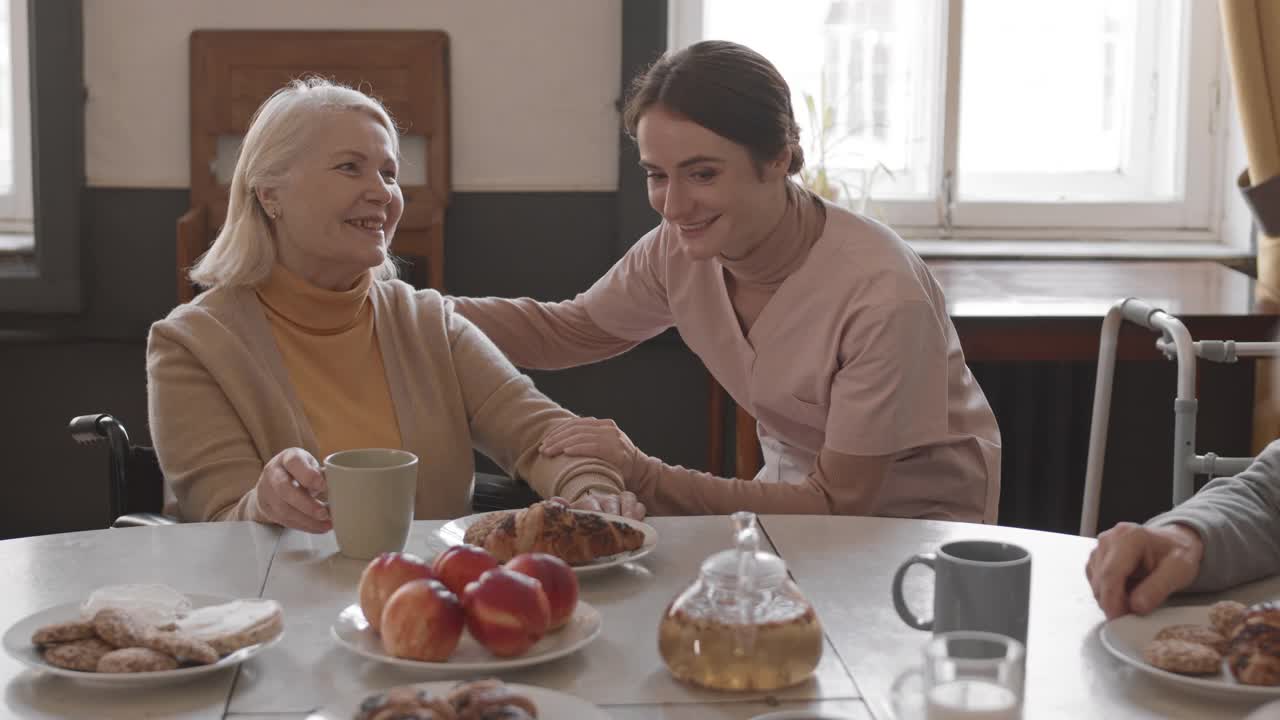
[
  {"xmin": 112, "ymin": 512, "xmax": 179, "ymax": 528},
  {"xmin": 471, "ymin": 472, "xmax": 542, "ymax": 513}
]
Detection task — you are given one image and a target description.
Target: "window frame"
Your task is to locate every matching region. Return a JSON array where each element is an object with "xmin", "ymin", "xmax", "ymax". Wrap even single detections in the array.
[
  {"xmin": 0, "ymin": 0, "xmax": 32, "ymax": 229},
  {"xmin": 0, "ymin": 0, "xmax": 83, "ymax": 313},
  {"xmin": 668, "ymin": 0, "xmax": 1234, "ymax": 244}
]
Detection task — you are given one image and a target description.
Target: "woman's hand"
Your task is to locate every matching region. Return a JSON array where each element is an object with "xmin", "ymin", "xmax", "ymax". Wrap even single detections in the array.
[
  {"xmin": 549, "ymin": 491, "xmax": 647, "ymax": 521},
  {"xmin": 254, "ymin": 447, "xmax": 332, "ymax": 533},
  {"xmin": 540, "ymin": 417, "xmax": 641, "ymax": 476},
  {"xmin": 1085, "ymin": 521, "xmax": 1204, "ymax": 619}
]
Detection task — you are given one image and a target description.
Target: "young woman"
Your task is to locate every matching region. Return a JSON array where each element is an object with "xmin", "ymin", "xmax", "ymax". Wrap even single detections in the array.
[
  {"xmin": 451, "ymin": 41, "xmax": 1001, "ymax": 522},
  {"xmin": 147, "ymin": 78, "xmax": 641, "ymax": 530}
]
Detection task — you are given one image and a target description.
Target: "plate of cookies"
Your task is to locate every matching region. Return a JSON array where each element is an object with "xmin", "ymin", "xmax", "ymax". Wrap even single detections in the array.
[
  {"xmin": 2, "ymin": 584, "xmax": 284, "ymax": 687},
  {"xmin": 308, "ymin": 677, "xmax": 608, "ymax": 719},
  {"xmin": 431, "ymin": 500, "xmax": 657, "ymax": 574},
  {"xmin": 1098, "ymin": 599, "xmax": 1280, "ymax": 699}
]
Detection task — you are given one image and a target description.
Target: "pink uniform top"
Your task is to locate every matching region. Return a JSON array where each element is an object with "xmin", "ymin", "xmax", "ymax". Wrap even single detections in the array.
[{"xmin": 453, "ymin": 187, "xmax": 1001, "ymax": 522}]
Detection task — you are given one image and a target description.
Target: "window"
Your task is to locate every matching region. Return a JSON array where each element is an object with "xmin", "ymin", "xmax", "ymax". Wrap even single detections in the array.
[
  {"xmin": 0, "ymin": 0, "xmax": 31, "ymax": 237},
  {"xmin": 669, "ymin": 0, "xmax": 1229, "ymax": 242},
  {"xmin": 0, "ymin": 0, "xmax": 83, "ymax": 313}
]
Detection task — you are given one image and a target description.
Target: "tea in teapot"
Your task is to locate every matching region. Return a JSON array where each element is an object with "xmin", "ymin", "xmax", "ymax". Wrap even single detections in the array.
[{"xmin": 657, "ymin": 512, "xmax": 823, "ymax": 691}]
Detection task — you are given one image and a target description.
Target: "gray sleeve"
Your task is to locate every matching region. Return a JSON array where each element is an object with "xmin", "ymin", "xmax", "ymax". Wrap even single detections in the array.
[{"xmin": 1147, "ymin": 440, "xmax": 1280, "ymax": 592}]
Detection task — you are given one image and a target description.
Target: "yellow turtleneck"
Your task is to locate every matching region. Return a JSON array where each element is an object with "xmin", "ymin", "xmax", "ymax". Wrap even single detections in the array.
[{"xmin": 256, "ymin": 265, "xmax": 402, "ymax": 460}]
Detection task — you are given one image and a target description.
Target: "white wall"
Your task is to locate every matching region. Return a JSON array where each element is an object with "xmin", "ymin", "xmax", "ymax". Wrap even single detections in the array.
[{"xmin": 83, "ymin": 0, "xmax": 621, "ymax": 191}]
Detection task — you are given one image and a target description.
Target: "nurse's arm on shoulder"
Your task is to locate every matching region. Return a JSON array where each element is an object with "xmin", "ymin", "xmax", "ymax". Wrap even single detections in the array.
[
  {"xmin": 447, "ymin": 295, "xmax": 638, "ymax": 370},
  {"xmin": 1086, "ymin": 440, "xmax": 1280, "ymax": 619},
  {"xmin": 447, "ymin": 226, "xmax": 673, "ymax": 371}
]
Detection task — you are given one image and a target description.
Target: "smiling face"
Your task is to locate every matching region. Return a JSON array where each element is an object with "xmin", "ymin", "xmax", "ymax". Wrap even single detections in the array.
[
  {"xmin": 637, "ymin": 105, "xmax": 790, "ymax": 261},
  {"xmin": 261, "ymin": 109, "xmax": 403, "ymax": 290}
]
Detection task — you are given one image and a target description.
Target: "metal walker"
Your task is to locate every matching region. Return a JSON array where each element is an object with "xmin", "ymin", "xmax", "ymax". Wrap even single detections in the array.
[{"xmin": 1079, "ymin": 297, "xmax": 1280, "ymax": 537}]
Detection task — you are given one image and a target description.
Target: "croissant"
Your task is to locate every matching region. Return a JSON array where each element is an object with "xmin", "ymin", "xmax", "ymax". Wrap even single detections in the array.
[
  {"xmin": 355, "ymin": 685, "xmax": 457, "ymax": 720},
  {"xmin": 463, "ymin": 501, "xmax": 646, "ymax": 565},
  {"xmin": 446, "ymin": 678, "xmax": 538, "ymax": 719},
  {"xmin": 1227, "ymin": 601, "xmax": 1280, "ymax": 686}
]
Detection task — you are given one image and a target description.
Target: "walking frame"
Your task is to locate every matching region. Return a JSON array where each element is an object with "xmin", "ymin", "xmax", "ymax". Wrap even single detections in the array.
[{"xmin": 1080, "ymin": 297, "xmax": 1280, "ymax": 537}]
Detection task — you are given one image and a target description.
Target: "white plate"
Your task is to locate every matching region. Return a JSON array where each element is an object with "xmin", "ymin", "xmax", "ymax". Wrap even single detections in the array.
[
  {"xmin": 1098, "ymin": 604, "xmax": 1280, "ymax": 700},
  {"xmin": 2, "ymin": 593, "xmax": 282, "ymax": 687},
  {"xmin": 307, "ymin": 680, "xmax": 607, "ymax": 719},
  {"xmin": 431, "ymin": 509, "xmax": 658, "ymax": 574},
  {"xmin": 330, "ymin": 600, "xmax": 601, "ymax": 672}
]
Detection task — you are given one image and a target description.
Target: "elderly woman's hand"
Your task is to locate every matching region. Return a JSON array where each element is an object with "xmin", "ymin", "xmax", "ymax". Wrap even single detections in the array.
[
  {"xmin": 540, "ymin": 417, "xmax": 641, "ymax": 477},
  {"xmin": 549, "ymin": 491, "xmax": 647, "ymax": 521},
  {"xmin": 1085, "ymin": 521, "xmax": 1204, "ymax": 619},
  {"xmin": 254, "ymin": 447, "xmax": 332, "ymax": 533}
]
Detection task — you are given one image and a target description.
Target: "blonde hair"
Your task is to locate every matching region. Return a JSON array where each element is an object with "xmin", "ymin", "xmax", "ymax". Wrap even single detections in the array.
[{"xmin": 189, "ymin": 77, "xmax": 401, "ymax": 290}]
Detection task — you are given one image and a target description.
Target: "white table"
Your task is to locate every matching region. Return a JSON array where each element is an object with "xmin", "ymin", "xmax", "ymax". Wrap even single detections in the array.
[
  {"xmin": 762, "ymin": 515, "xmax": 1280, "ymax": 720},
  {"xmin": 0, "ymin": 516, "xmax": 1275, "ymax": 719}
]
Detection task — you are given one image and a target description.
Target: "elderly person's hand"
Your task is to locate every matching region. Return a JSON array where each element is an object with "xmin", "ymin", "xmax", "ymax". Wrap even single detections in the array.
[
  {"xmin": 540, "ymin": 417, "xmax": 641, "ymax": 476},
  {"xmin": 1085, "ymin": 521, "xmax": 1204, "ymax": 619},
  {"xmin": 549, "ymin": 491, "xmax": 647, "ymax": 521},
  {"xmin": 254, "ymin": 447, "xmax": 332, "ymax": 533}
]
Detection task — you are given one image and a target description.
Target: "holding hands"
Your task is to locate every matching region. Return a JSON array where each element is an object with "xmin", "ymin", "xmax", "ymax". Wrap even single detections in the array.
[
  {"xmin": 549, "ymin": 491, "xmax": 647, "ymax": 521},
  {"xmin": 1085, "ymin": 521, "xmax": 1205, "ymax": 619},
  {"xmin": 255, "ymin": 447, "xmax": 332, "ymax": 533},
  {"xmin": 541, "ymin": 417, "xmax": 648, "ymax": 521}
]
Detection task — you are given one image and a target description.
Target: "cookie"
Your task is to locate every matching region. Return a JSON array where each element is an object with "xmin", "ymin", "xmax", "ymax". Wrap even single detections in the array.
[
  {"xmin": 142, "ymin": 629, "xmax": 218, "ymax": 665},
  {"xmin": 1144, "ymin": 638, "xmax": 1222, "ymax": 675},
  {"xmin": 1210, "ymin": 601, "xmax": 1248, "ymax": 637},
  {"xmin": 80, "ymin": 584, "xmax": 191, "ymax": 628},
  {"xmin": 1154, "ymin": 623, "xmax": 1228, "ymax": 654},
  {"xmin": 173, "ymin": 599, "xmax": 284, "ymax": 655},
  {"xmin": 92, "ymin": 606, "xmax": 217, "ymax": 663},
  {"xmin": 31, "ymin": 619, "xmax": 95, "ymax": 646},
  {"xmin": 91, "ymin": 607, "xmax": 149, "ymax": 648},
  {"xmin": 97, "ymin": 647, "xmax": 179, "ymax": 673},
  {"xmin": 41, "ymin": 637, "xmax": 115, "ymax": 672}
]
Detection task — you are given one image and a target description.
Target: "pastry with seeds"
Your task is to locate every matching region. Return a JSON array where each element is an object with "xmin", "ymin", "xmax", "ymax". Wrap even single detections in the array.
[
  {"xmin": 1143, "ymin": 638, "xmax": 1222, "ymax": 675},
  {"xmin": 1210, "ymin": 601, "xmax": 1248, "ymax": 638},
  {"xmin": 1153, "ymin": 623, "xmax": 1228, "ymax": 654}
]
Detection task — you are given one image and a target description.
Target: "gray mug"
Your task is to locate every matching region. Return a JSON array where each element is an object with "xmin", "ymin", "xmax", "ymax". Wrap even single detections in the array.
[{"xmin": 890, "ymin": 540, "xmax": 1031, "ymax": 644}]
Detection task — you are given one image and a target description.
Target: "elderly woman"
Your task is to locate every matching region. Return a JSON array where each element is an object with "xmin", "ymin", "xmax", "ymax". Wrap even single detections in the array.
[{"xmin": 147, "ymin": 78, "xmax": 641, "ymax": 532}]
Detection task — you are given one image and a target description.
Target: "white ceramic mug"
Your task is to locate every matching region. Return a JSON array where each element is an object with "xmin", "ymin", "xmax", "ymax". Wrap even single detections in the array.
[{"xmin": 324, "ymin": 448, "xmax": 418, "ymax": 560}]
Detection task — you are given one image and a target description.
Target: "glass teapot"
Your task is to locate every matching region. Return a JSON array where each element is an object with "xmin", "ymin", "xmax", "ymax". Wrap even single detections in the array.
[{"xmin": 657, "ymin": 511, "xmax": 823, "ymax": 691}]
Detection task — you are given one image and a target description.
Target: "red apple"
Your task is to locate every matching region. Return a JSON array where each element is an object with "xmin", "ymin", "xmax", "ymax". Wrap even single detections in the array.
[
  {"xmin": 379, "ymin": 578, "xmax": 465, "ymax": 661},
  {"xmin": 432, "ymin": 544, "xmax": 499, "ymax": 597},
  {"xmin": 358, "ymin": 552, "xmax": 435, "ymax": 633},
  {"xmin": 505, "ymin": 552, "xmax": 579, "ymax": 630},
  {"xmin": 462, "ymin": 567, "xmax": 551, "ymax": 657}
]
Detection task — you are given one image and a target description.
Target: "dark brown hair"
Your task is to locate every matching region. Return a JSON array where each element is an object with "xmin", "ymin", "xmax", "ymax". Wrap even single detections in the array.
[{"xmin": 622, "ymin": 40, "xmax": 804, "ymax": 176}]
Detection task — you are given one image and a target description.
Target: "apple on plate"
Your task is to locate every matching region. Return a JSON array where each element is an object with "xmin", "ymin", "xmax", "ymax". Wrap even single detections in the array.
[
  {"xmin": 462, "ymin": 567, "xmax": 551, "ymax": 657},
  {"xmin": 505, "ymin": 552, "xmax": 579, "ymax": 631},
  {"xmin": 358, "ymin": 552, "xmax": 435, "ymax": 633},
  {"xmin": 432, "ymin": 544, "xmax": 499, "ymax": 597},
  {"xmin": 379, "ymin": 578, "xmax": 465, "ymax": 662}
]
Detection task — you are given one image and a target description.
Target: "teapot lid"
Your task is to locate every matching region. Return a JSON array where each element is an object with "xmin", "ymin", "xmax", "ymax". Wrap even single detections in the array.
[
  {"xmin": 701, "ymin": 548, "xmax": 788, "ymax": 587},
  {"xmin": 700, "ymin": 511, "xmax": 788, "ymax": 588}
]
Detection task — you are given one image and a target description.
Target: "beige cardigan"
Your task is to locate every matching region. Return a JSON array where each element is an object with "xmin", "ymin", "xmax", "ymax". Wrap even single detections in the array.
[{"xmin": 147, "ymin": 278, "xmax": 625, "ymax": 523}]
